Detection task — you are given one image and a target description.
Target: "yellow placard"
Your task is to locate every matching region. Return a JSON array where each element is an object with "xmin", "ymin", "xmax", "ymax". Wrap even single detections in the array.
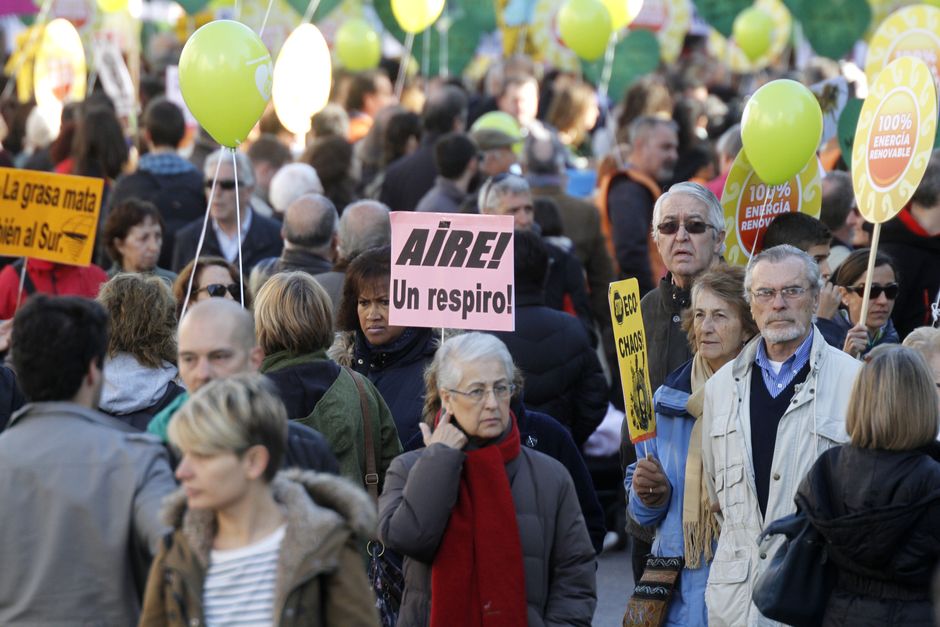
[
  {"xmin": 865, "ymin": 5, "xmax": 940, "ymax": 89},
  {"xmin": 720, "ymin": 150, "xmax": 822, "ymax": 265},
  {"xmin": 0, "ymin": 168, "xmax": 103, "ymax": 267},
  {"xmin": 608, "ymin": 278, "xmax": 655, "ymax": 444},
  {"xmin": 852, "ymin": 56, "xmax": 939, "ymax": 223}
]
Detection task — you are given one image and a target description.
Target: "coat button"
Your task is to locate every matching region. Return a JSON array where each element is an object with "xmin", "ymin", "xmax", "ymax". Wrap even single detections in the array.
[
  {"xmin": 760, "ymin": 552, "xmax": 767, "ymax": 559},
  {"xmin": 285, "ymin": 608, "xmax": 295, "ymax": 617},
  {"xmin": 773, "ymin": 473, "xmax": 780, "ymax": 481},
  {"xmin": 672, "ymin": 315, "xmax": 680, "ymax": 323}
]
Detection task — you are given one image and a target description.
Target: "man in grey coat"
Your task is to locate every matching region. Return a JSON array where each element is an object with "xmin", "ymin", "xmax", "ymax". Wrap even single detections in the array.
[{"xmin": 0, "ymin": 296, "xmax": 176, "ymax": 625}]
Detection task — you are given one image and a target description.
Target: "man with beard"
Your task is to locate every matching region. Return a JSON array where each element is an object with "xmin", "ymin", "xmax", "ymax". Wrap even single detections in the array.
[
  {"xmin": 701, "ymin": 245, "xmax": 860, "ymax": 626},
  {"xmin": 599, "ymin": 116, "xmax": 679, "ymax": 295}
]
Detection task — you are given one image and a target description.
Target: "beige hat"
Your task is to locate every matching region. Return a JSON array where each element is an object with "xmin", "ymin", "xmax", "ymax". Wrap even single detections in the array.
[{"xmin": 471, "ymin": 128, "xmax": 519, "ymax": 151}]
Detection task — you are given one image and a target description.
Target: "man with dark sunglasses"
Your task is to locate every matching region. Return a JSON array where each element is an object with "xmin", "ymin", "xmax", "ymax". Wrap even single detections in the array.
[{"xmin": 171, "ymin": 149, "xmax": 283, "ymax": 274}]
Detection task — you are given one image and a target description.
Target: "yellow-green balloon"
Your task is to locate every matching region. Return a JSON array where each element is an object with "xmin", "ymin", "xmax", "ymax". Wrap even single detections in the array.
[
  {"xmin": 601, "ymin": 0, "xmax": 644, "ymax": 31},
  {"xmin": 179, "ymin": 20, "xmax": 272, "ymax": 148},
  {"xmin": 732, "ymin": 7, "xmax": 774, "ymax": 61},
  {"xmin": 391, "ymin": 0, "xmax": 445, "ymax": 33},
  {"xmin": 336, "ymin": 18, "xmax": 381, "ymax": 71},
  {"xmin": 741, "ymin": 79, "xmax": 822, "ymax": 185},
  {"xmin": 558, "ymin": 0, "xmax": 613, "ymax": 61},
  {"xmin": 97, "ymin": 0, "xmax": 128, "ymax": 12}
]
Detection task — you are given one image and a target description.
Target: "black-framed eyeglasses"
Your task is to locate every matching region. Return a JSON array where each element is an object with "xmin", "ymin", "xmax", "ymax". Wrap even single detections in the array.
[
  {"xmin": 845, "ymin": 283, "xmax": 899, "ymax": 300},
  {"xmin": 206, "ymin": 179, "xmax": 238, "ymax": 190},
  {"xmin": 196, "ymin": 283, "xmax": 240, "ymax": 298},
  {"xmin": 447, "ymin": 383, "xmax": 516, "ymax": 404},
  {"xmin": 655, "ymin": 220, "xmax": 717, "ymax": 235}
]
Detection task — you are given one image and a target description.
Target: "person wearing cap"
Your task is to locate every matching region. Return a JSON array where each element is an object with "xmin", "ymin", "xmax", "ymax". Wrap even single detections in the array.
[
  {"xmin": 415, "ymin": 133, "xmax": 479, "ymax": 214},
  {"xmin": 472, "ymin": 127, "xmax": 520, "ymax": 178}
]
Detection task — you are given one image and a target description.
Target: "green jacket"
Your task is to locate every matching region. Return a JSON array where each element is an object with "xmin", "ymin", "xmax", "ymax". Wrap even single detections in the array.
[
  {"xmin": 261, "ymin": 350, "xmax": 402, "ymax": 492},
  {"xmin": 146, "ymin": 392, "xmax": 188, "ymax": 441}
]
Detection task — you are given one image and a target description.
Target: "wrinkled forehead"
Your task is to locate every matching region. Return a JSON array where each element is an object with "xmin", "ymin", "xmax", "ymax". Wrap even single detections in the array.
[
  {"xmin": 659, "ymin": 194, "xmax": 709, "ymax": 221},
  {"xmin": 750, "ymin": 257, "xmax": 809, "ymax": 289}
]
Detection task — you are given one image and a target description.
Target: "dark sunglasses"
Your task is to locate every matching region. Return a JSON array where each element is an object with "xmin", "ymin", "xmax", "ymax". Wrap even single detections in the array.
[
  {"xmin": 205, "ymin": 179, "xmax": 238, "ymax": 190},
  {"xmin": 655, "ymin": 220, "xmax": 716, "ymax": 235},
  {"xmin": 197, "ymin": 283, "xmax": 240, "ymax": 298},
  {"xmin": 845, "ymin": 283, "xmax": 899, "ymax": 299}
]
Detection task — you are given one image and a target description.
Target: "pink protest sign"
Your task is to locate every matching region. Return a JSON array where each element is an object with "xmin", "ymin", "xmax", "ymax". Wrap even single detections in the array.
[{"xmin": 389, "ymin": 212, "xmax": 515, "ymax": 331}]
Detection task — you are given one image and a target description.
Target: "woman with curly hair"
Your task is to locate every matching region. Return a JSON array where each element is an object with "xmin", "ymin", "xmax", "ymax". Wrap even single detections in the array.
[{"xmin": 97, "ymin": 273, "xmax": 184, "ymax": 430}]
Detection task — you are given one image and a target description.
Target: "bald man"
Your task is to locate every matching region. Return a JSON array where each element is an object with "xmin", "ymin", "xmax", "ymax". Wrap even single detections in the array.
[
  {"xmin": 258, "ymin": 193, "xmax": 338, "ymax": 276},
  {"xmin": 146, "ymin": 299, "xmax": 338, "ymax": 473},
  {"xmin": 314, "ymin": 200, "xmax": 391, "ymax": 316}
]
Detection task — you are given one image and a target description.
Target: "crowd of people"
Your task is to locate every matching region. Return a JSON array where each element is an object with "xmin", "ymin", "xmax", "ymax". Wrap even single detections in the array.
[{"xmin": 0, "ymin": 30, "xmax": 938, "ymax": 627}]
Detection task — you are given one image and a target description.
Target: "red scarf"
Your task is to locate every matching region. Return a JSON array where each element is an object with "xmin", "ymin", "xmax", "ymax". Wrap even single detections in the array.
[{"xmin": 429, "ymin": 414, "xmax": 527, "ymax": 627}]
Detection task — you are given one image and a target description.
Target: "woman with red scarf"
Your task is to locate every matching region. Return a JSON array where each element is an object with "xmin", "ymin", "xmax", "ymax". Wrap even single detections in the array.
[{"xmin": 378, "ymin": 332, "xmax": 597, "ymax": 627}]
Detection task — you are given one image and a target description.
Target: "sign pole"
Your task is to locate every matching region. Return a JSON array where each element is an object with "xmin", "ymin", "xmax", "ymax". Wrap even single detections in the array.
[{"xmin": 856, "ymin": 221, "xmax": 882, "ymax": 334}]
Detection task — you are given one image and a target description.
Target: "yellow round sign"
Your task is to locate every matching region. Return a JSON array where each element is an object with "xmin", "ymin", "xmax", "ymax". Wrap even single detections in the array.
[
  {"xmin": 852, "ymin": 56, "xmax": 938, "ymax": 223},
  {"xmin": 628, "ymin": 0, "xmax": 690, "ymax": 63},
  {"xmin": 706, "ymin": 0, "xmax": 791, "ymax": 73},
  {"xmin": 720, "ymin": 149, "xmax": 822, "ymax": 266},
  {"xmin": 865, "ymin": 4, "xmax": 940, "ymax": 88}
]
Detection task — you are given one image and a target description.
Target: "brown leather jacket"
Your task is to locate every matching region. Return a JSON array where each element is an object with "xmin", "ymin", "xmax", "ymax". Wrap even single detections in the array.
[{"xmin": 138, "ymin": 469, "xmax": 380, "ymax": 627}]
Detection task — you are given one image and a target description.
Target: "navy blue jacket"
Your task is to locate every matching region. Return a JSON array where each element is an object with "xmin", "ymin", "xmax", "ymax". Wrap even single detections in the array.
[
  {"xmin": 817, "ymin": 310, "xmax": 900, "ymax": 356},
  {"xmin": 171, "ymin": 209, "xmax": 283, "ymax": 273},
  {"xmin": 0, "ymin": 366, "xmax": 25, "ymax": 433}
]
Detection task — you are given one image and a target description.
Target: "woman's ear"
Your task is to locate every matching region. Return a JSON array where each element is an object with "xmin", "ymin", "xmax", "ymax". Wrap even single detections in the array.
[
  {"xmin": 837, "ymin": 286, "xmax": 850, "ymax": 308},
  {"xmin": 438, "ymin": 389, "xmax": 452, "ymax": 416},
  {"xmin": 242, "ymin": 445, "xmax": 271, "ymax": 481}
]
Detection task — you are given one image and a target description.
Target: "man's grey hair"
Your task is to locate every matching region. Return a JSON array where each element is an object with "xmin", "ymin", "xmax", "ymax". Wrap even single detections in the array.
[
  {"xmin": 911, "ymin": 148, "xmax": 940, "ymax": 210},
  {"xmin": 434, "ymin": 332, "xmax": 515, "ymax": 391},
  {"xmin": 478, "ymin": 174, "xmax": 530, "ymax": 213},
  {"xmin": 744, "ymin": 244, "xmax": 823, "ymax": 303},
  {"xmin": 269, "ymin": 163, "xmax": 323, "ymax": 214},
  {"xmin": 652, "ymin": 182, "xmax": 724, "ymax": 233},
  {"xmin": 283, "ymin": 194, "xmax": 338, "ymax": 249},
  {"xmin": 338, "ymin": 200, "xmax": 391, "ymax": 262},
  {"xmin": 628, "ymin": 115, "xmax": 678, "ymax": 145},
  {"xmin": 715, "ymin": 123, "xmax": 742, "ymax": 161},
  {"xmin": 205, "ymin": 149, "xmax": 255, "ymax": 187}
]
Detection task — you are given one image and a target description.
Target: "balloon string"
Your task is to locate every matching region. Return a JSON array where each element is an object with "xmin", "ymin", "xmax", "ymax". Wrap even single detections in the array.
[
  {"xmin": 231, "ymin": 148, "xmax": 246, "ymax": 307},
  {"xmin": 422, "ymin": 31, "xmax": 430, "ymax": 98},
  {"xmin": 1, "ymin": 0, "xmax": 55, "ymax": 101},
  {"xmin": 598, "ymin": 32, "xmax": 617, "ymax": 103},
  {"xmin": 395, "ymin": 32, "xmax": 415, "ymax": 100},
  {"xmin": 180, "ymin": 155, "xmax": 223, "ymax": 322},
  {"xmin": 15, "ymin": 258, "xmax": 28, "ymax": 312},
  {"xmin": 302, "ymin": 0, "xmax": 323, "ymax": 24},
  {"xmin": 258, "ymin": 0, "xmax": 275, "ymax": 37},
  {"xmin": 438, "ymin": 8, "xmax": 449, "ymax": 78},
  {"xmin": 746, "ymin": 191, "xmax": 772, "ymax": 268}
]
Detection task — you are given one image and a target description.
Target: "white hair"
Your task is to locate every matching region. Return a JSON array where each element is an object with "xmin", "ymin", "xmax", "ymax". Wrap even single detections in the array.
[
  {"xmin": 204, "ymin": 148, "xmax": 255, "ymax": 187},
  {"xmin": 434, "ymin": 332, "xmax": 515, "ymax": 390},
  {"xmin": 652, "ymin": 182, "xmax": 725, "ymax": 254},
  {"xmin": 478, "ymin": 174, "xmax": 530, "ymax": 213},
  {"xmin": 269, "ymin": 162, "xmax": 323, "ymax": 214},
  {"xmin": 743, "ymin": 244, "xmax": 823, "ymax": 302}
]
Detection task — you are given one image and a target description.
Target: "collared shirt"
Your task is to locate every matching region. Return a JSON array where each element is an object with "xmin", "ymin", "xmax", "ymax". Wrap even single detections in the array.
[
  {"xmin": 212, "ymin": 209, "xmax": 253, "ymax": 263},
  {"xmin": 754, "ymin": 329, "xmax": 814, "ymax": 398},
  {"xmin": 137, "ymin": 151, "xmax": 197, "ymax": 176}
]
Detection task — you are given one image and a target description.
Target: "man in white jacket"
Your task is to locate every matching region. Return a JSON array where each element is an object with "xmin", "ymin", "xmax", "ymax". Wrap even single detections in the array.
[{"xmin": 702, "ymin": 245, "xmax": 861, "ymax": 626}]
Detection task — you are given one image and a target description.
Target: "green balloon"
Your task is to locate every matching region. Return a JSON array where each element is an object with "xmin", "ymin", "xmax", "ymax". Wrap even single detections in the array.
[
  {"xmin": 783, "ymin": 0, "xmax": 871, "ymax": 60},
  {"xmin": 693, "ymin": 0, "xmax": 752, "ymax": 38},
  {"xmin": 179, "ymin": 20, "xmax": 272, "ymax": 148},
  {"xmin": 373, "ymin": 0, "xmax": 496, "ymax": 77},
  {"xmin": 176, "ymin": 0, "xmax": 211, "ymax": 14},
  {"xmin": 837, "ymin": 98, "xmax": 863, "ymax": 171},
  {"xmin": 284, "ymin": 0, "xmax": 342, "ymax": 20},
  {"xmin": 582, "ymin": 30, "xmax": 661, "ymax": 104}
]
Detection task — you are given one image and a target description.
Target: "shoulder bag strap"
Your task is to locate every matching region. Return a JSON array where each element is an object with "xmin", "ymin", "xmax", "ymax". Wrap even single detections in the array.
[{"xmin": 344, "ymin": 366, "xmax": 379, "ymax": 501}]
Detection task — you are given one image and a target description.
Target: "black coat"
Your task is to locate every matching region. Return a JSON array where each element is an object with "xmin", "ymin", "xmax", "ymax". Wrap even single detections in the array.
[
  {"xmin": 0, "ymin": 366, "xmax": 25, "ymax": 433},
  {"xmin": 492, "ymin": 289, "xmax": 608, "ymax": 447},
  {"xmin": 108, "ymin": 169, "xmax": 206, "ymax": 270},
  {"xmin": 101, "ymin": 380, "xmax": 186, "ymax": 432},
  {"xmin": 878, "ymin": 209, "xmax": 940, "ymax": 339},
  {"xmin": 171, "ymin": 209, "xmax": 283, "ymax": 273},
  {"xmin": 797, "ymin": 443, "xmax": 940, "ymax": 627},
  {"xmin": 379, "ymin": 135, "xmax": 439, "ymax": 212},
  {"xmin": 351, "ymin": 328, "xmax": 437, "ymax": 449}
]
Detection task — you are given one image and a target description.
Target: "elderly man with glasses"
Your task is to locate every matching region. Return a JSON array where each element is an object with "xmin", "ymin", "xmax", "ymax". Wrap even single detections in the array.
[
  {"xmin": 700, "ymin": 245, "xmax": 860, "ymax": 626},
  {"xmin": 622, "ymin": 181, "xmax": 727, "ymax": 579}
]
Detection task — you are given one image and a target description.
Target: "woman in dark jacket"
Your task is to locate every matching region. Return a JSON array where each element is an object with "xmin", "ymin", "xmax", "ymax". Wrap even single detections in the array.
[
  {"xmin": 378, "ymin": 332, "xmax": 596, "ymax": 627},
  {"xmin": 330, "ymin": 246, "xmax": 436, "ymax": 448},
  {"xmin": 817, "ymin": 248, "xmax": 900, "ymax": 357},
  {"xmin": 96, "ymin": 274, "xmax": 184, "ymax": 430},
  {"xmin": 796, "ymin": 345, "xmax": 940, "ymax": 627},
  {"xmin": 254, "ymin": 271, "xmax": 401, "ymax": 491}
]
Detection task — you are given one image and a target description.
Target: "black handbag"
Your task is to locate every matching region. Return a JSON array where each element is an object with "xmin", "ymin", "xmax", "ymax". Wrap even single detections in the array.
[{"xmin": 752, "ymin": 510, "xmax": 835, "ymax": 627}]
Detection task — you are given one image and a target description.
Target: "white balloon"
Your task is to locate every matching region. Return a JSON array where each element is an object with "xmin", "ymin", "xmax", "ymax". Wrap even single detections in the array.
[{"xmin": 272, "ymin": 24, "xmax": 331, "ymax": 135}]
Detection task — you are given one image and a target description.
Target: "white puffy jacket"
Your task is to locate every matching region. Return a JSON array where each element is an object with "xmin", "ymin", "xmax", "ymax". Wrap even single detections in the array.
[{"xmin": 701, "ymin": 329, "xmax": 861, "ymax": 626}]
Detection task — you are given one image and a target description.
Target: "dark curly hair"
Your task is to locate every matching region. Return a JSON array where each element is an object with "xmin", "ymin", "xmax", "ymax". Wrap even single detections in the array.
[
  {"xmin": 335, "ymin": 246, "xmax": 391, "ymax": 332},
  {"xmin": 97, "ymin": 274, "xmax": 177, "ymax": 368},
  {"xmin": 102, "ymin": 199, "xmax": 165, "ymax": 265}
]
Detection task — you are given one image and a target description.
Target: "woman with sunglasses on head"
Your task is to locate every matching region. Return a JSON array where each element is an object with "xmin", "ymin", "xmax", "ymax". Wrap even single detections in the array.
[
  {"xmin": 172, "ymin": 256, "xmax": 251, "ymax": 319},
  {"xmin": 817, "ymin": 249, "xmax": 900, "ymax": 358}
]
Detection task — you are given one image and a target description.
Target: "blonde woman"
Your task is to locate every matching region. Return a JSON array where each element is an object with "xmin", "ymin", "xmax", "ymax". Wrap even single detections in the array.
[{"xmin": 139, "ymin": 374, "xmax": 379, "ymax": 627}]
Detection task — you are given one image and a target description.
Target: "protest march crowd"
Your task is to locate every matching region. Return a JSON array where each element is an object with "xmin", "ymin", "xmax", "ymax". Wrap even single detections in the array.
[{"xmin": 0, "ymin": 0, "xmax": 940, "ymax": 625}]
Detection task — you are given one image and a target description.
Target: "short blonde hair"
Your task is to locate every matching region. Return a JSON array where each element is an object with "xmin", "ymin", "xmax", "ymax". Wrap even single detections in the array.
[
  {"xmin": 254, "ymin": 271, "xmax": 333, "ymax": 355},
  {"xmin": 902, "ymin": 326, "xmax": 940, "ymax": 362},
  {"xmin": 845, "ymin": 345, "xmax": 940, "ymax": 450},
  {"xmin": 168, "ymin": 374, "xmax": 287, "ymax": 482}
]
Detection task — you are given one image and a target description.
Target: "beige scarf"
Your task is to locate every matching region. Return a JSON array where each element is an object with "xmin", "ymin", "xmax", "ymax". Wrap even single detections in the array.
[{"xmin": 682, "ymin": 353, "xmax": 721, "ymax": 569}]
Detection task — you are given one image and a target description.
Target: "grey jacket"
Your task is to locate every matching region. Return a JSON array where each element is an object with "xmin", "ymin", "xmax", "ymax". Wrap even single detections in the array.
[
  {"xmin": 0, "ymin": 402, "xmax": 176, "ymax": 626},
  {"xmin": 378, "ymin": 443, "xmax": 597, "ymax": 627}
]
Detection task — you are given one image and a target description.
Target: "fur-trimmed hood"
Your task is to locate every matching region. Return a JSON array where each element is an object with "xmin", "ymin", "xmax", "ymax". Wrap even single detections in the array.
[{"xmin": 161, "ymin": 468, "xmax": 377, "ymax": 569}]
